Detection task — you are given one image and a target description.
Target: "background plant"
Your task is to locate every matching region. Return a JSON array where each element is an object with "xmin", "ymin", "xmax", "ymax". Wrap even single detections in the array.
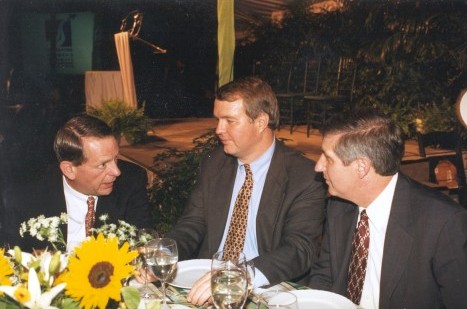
[
  {"xmin": 150, "ymin": 130, "xmax": 220, "ymax": 235},
  {"xmin": 88, "ymin": 99, "xmax": 151, "ymax": 144},
  {"xmin": 237, "ymin": 0, "xmax": 467, "ymax": 137}
]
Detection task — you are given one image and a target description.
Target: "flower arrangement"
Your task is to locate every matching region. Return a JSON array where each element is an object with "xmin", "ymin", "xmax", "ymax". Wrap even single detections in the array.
[{"xmin": 1, "ymin": 214, "xmax": 160, "ymax": 309}]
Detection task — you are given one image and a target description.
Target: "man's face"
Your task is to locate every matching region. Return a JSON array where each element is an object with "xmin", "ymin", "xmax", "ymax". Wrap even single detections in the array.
[
  {"xmin": 315, "ymin": 134, "xmax": 358, "ymax": 200},
  {"xmin": 67, "ymin": 136, "xmax": 121, "ymax": 196},
  {"xmin": 213, "ymin": 98, "xmax": 263, "ymax": 162}
]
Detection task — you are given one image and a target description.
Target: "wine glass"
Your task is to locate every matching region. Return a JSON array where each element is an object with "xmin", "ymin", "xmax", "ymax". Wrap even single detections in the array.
[
  {"xmin": 211, "ymin": 251, "xmax": 248, "ymax": 309},
  {"xmin": 145, "ymin": 238, "xmax": 178, "ymax": 308},
  {"xmin": 138, "ymin": 228, "xmax": 159, "ymax": 299},
  {"xmin": 246, "ymin": 260, "xmax": 255, "ymax": 296},
  {"xmin": 259, "ymin": 290, "xmax": 298, "ymax": 309}
]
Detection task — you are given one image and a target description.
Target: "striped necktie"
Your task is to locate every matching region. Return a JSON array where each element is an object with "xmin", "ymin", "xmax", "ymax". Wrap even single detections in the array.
[
  {"xmin": 85, "ymin": 196, "xmax": 96, "ymax": 236},
  {"xmin": 346, "ymin": 210, "xmax": 370, "ymax": 304}
]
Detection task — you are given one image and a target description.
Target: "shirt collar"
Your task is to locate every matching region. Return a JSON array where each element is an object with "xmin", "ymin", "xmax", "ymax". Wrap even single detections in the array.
[
  {"xmin": 360, "ymin": 173, "xmax": 398, "ymax": 232},
  {"xmin": 63, "ymin": 176, "xmax": 93, "ymax": 202},
  {"xmin": 237, "ymin": 138, "xmax": 276, "ymax": 173}
]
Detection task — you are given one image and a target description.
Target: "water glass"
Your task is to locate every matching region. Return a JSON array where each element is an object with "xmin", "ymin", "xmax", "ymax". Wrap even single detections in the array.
[
  {"xmin": 211, "ymin": 251, "xmax": 248, "ymax": 309},
  {"xmin": 260, "ymin": 290, "xmax": 298, "ymax": 309},
  {"xmin": 138, "ymin": 229, "xmax": 159, "ymax": 299},
  {"xmin": 145, "ymin": 238, "xmax": 178, "ymax": 307}
]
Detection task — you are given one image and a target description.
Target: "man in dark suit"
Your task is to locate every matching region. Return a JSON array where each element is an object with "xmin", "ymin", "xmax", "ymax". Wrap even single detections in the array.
[
  {"xmin": 5, "ymin": 115, "xmax": 153, "ymax": 252},
  {"xmin": 167, "ymin": 76, "xmax": 326, "ymax": 305},
  {"xmin": 307, "ymin": 109, "xmax": 467, "ymax": 308}
]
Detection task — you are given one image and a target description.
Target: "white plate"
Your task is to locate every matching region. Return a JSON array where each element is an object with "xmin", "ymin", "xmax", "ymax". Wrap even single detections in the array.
[
  {"xmin": 291, "ymin": 290, "xmax": 356, "ymax": 309},
  {"xmin": 169, "ymin": 259, "xmax": 211, "ymax": 289}
]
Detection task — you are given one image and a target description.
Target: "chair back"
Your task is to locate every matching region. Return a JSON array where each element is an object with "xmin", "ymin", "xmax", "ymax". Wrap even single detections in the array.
[
  {"xmin": 303, "ymin": 57, "xmax": 322, "ymax": 95},
  {"xmin": 417, "ymin": 130, "xmax": 467, "ymax": 207},
  {"xmin": 335, "ymin": 57, "xmax": 357, "ymax": 102}
]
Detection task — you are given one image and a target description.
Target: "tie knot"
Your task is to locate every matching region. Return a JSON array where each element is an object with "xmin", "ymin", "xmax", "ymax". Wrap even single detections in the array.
[
  {"xmin": 87, "ymin": 196, "xmax": 95, "ymax": 209},
  {"xmin": 360, "ymin": 210, "xmax": 368, "ymax": 222}
]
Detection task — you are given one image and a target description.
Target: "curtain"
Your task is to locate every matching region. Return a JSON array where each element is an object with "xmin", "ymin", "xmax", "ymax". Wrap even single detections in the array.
[
  {"xmin": 84, "ymin": 71, "xmax": 123, "ymax": 111},
  {"xmin": 217, "ymin": 0, "xmax": 235, "ymax": 87},
  {"xmin": 114, "ymin": 31, "xmax": 138, "ymax": 109}
]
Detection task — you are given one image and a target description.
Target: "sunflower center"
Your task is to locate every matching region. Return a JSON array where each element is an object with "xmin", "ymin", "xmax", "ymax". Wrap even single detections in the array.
[{"xmin": 88, "ymin": 261, "xmax": 114, "ymax": 288}]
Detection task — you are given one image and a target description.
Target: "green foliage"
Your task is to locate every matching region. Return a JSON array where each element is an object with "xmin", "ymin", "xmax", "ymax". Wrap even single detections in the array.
[
  {"xmin": 149, "ymin": 130, "xmax": 220, "ymax": 235},
  {"xmin": 239, "ymin": 0, "xmax": 466, "ymax": 137},
  {"xmin": 88, "ymin": 100, "xmax": 150, "ymax": 144}
]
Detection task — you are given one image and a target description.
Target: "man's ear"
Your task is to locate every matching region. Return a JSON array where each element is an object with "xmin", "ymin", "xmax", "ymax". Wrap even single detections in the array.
[
  {"xmin": 59, "ymin": 161, "xmax": 77, "ymax": 180},
  {"xmin": 356, "ymin": 158, "xmax": 371, "ymax": 178},
  {"xmin": 255, "ymin": 112, "xmax": 270, "ymax": 132}
]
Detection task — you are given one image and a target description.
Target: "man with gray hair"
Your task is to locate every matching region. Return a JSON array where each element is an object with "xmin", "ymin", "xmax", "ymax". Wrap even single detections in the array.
[{"xmin": 307, "ymin": 109, "xmax": 467, "ymax": 308}]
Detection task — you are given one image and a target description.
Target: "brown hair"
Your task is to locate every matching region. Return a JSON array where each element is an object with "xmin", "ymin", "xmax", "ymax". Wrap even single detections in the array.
[
  {"xmin": 54, "ymin": 114, "xmax": 114, "ymax": 165},
  {"xmin": 216, "ymin": 76, "xmax": 280, "ymax": 130}
]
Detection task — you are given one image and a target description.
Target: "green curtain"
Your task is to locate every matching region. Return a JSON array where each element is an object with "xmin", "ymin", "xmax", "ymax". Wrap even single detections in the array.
[{"xmin": 217, "ymin": 0, "xmax": 235, "ymax": 87}]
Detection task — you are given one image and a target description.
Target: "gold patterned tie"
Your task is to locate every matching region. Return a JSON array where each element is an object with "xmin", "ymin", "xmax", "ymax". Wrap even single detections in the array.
[
  {"xmin": 223, "ymin": 164, "xmax": 253, "ymax": 260},
  {"xmin": 85, "ymin": 196, "xmax": 96, "ymax": 236},
  {"xmin": 346, "ymin": 210, "xmax": 370, "ymax": 305}
]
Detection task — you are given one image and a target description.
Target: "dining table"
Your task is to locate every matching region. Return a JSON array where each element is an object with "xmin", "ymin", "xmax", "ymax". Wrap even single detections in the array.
[{"xmin": 135, "ymin": 280, "xmax": 310, "ymax": 308}]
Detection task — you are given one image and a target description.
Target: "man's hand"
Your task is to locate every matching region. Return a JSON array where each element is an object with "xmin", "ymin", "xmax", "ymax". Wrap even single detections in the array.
[{"xmin": 186, "ymin": 271, "xmax": 212, "ymax": 306}]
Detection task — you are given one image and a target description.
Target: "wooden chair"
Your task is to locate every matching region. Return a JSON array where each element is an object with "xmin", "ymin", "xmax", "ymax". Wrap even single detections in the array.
[
  {"xmin": 417, "ymin": 130, "xmax": 467, "ymax": 207},
  {"xmin": 275, "ymin": 60, "xmax": 307, "ymax": 134},
  {"xmin": 304, "ymin": 57, "xmax": 357, "ymax": 137}
]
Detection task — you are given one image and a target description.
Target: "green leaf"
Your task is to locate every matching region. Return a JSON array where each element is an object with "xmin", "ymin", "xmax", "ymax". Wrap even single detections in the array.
[
  {"xmin": 59, "ymin": 297, "xmax": 81, "ymax": 309},
  {"xmin": 121, "ymin": 286, "xmax": 141, "ymax": 309}
]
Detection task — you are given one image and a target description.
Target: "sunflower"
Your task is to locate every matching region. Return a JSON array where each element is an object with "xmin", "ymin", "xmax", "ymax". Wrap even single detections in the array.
[
  {"xmin": 62, "ymin": 233, "xmax": 138, "ymax": 309},
  {"xmin": 0, "ymin": 248, "xmax": 13, "ymax": 286}
]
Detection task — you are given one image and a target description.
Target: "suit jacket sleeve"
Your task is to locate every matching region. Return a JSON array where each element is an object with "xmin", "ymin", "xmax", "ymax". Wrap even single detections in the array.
[
  {"xmin": 432, "ymin": 209, "xmax": 467, "ymax": 308},
  {"xmin": 166, "ymin": 150, "xmax": 215, "ymax": 260},
  {"xmin": 252, "ymin": 145, "xmax": 326, "ymax": 285},
  {"xmin": 307, "ymin": 201, "xmax": 333, "ymax": 290}
]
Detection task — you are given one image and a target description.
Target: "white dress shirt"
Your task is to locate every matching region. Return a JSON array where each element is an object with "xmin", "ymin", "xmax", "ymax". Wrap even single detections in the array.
[
  {"xmin": 217, "ymin": 139, "xmax": 275, "ymax": 287},
  {"xmin": 358, "ymin": 173, "xmax": 398, "ymax": 309},
  {"xmin": 63, "ymin": 176, "xmax": 98, "ymax": 252}
]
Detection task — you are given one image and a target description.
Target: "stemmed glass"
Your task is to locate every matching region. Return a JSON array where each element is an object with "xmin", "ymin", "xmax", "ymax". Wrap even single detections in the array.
[
  {"xmin": 138, "ymin": 228, "xmax": 159, "ymax": 299},
  {"xmin": 211, "ymin": 251, "xmax": 248, "ymax": 309},
  {"xmin": 145, "ymin": 238, "xmax": 178, "ymax": 308},
  {"xmin": 259, "ymin": 290, "xmax": 298, "ymax": 309},
  {"xmin": 246, "ymin": 260, "xmax": 255, "ymax": 296}
]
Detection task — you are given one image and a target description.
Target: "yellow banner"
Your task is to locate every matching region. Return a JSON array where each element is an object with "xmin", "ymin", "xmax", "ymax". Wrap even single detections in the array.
[{"xmin": 217, "ymin": 0, "xmax": 235, "ymax": 87}]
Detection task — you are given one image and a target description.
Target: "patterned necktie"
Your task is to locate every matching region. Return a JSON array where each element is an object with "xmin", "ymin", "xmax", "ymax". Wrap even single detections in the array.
[
  {"xmin": 85, "ymin": 196, "xmax": 96, "ymax": 237},
  {"xmin": 346, "ymin": 210, "xmax": 370, "ymax": 305},
  {"xmin": 223, "ymin": 164, "xmax": 253, "ymax": 260}
]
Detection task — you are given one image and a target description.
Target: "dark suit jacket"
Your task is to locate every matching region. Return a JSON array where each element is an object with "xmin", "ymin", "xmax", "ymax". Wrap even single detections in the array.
[
  {"xmin": 5, "ymin": 160, "xmax": 153, "ymax": 251},
  {"xmin": 167, "ymin": 141, "xmax": 326, "ymax": 285},
  {"xmin": 308, "ymin": 173, "xmax": 467, "ymax": 309}
]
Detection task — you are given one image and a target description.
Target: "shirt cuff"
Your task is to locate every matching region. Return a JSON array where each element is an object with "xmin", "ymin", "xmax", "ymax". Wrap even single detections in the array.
[{"xmin": 253, "ymin": 268, "xmax": 270, "ymax": 288}]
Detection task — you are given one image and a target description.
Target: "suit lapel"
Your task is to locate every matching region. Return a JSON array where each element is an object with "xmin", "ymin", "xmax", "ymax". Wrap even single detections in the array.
[
  {"xmin": 207, "ymin": 155, "xmax": 237, "ymax": 253},
  {"xmin": 379, "ymin": 175, "xmax": 414, "ymax": 309},
  {"xmin": 256, "ymin": 142, "xmax": 288, "ymax": 252},
  {"xmin": 330, "ymin": 199, "xmax": 358, "ymax": 290}
]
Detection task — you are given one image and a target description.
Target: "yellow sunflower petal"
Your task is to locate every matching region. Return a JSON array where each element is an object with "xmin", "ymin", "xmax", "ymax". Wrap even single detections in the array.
[
  {"xmin": 63, "ymin": 233, "xmax": 137, "ymax": 309},
  {"xmin": 0, "ymin": 249, "xmax": 14, "ymax": 287}
]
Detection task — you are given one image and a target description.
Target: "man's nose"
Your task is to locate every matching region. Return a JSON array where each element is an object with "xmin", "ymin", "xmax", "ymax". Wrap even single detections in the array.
[
  {"xmin": 315, "ymin": 154, "xmax": 325, "ymax": 172},
  {"xmin": 109, "ymin": 161, "xmax": 121, "ymax": 177},
  {"xmin": 215, "ymin": 120, "xmax": 225, "ymax": 135}
]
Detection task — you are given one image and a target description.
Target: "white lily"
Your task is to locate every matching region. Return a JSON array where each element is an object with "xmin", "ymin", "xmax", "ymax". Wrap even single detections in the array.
[
  {"xmin": 0, "ymin": 268, "xmax": 66, "ymax": 309},
  {"xmin": 7, "ymin": 249, "xmax": 68, "ymax": 285}
]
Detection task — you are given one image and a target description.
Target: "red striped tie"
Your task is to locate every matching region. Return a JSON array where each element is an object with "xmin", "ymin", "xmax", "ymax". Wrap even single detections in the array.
[
  {"xmin": 85, "ymin": 196, "xmax": 96, "ymax": 236},
  {"xmin": 346, "ymin": 210, "xmax": 370, "ymax": 304}
]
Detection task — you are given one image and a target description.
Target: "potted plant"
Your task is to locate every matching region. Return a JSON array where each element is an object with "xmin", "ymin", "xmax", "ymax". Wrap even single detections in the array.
[{"xmin": 88, "ymin": 99, "xmax": 150, "ymax": 145}]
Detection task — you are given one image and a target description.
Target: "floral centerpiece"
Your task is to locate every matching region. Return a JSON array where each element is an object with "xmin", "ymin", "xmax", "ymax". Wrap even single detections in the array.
[{"xmin": 0, "ymin": 213, "xmax": 160, "ymax": 309}]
